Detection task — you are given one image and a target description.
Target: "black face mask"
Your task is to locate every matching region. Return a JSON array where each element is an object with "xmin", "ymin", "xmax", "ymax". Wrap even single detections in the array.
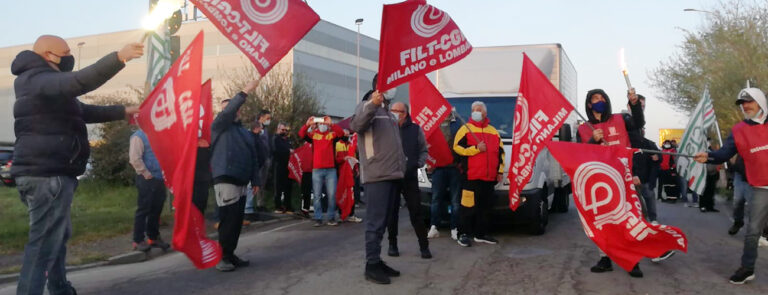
[{"xmin": 57, "ymin": 55, "xmax": 75, "ymax": 72}]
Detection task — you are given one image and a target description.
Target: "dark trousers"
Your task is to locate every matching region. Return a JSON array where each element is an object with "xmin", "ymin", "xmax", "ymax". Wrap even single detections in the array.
[
  {"xmin": 193, "ymin": 147, "xmax": 211, "ymax": 215},
  {"xmin": 192, "ymin": 179, "xmax": 210, "ymax": 215},
  {"xmin": 365, "ymin": 180, "xmax": 401, "ymax": 264},
  {"xmin": 218, "ymin": 196, "xmax": 246, "ymax": 258},
  {"xmin": 273, "ymin": 163, "xmax": 293, "ymax": 211},
  {"xmin": 387, "ymin": 178, "xmax": 428, "ymax": 249},
  {"xmin": 301, "ymin": 172, "xmax": 312, "ymax": 211},
  {"xmin": 700, "ymin": 174, "xmax": 718, "ymax": 210},
  {"xmin": 133, "ymin": 176, "xmax": 167, "ymax": 243},
  {"xmin": 458, "ymin": 180, "xmax": 496, "ymax": 238}
]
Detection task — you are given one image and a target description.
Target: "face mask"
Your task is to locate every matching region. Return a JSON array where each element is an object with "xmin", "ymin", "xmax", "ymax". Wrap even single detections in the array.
[
  {"xmin": 318, "ymin": 124, "xmax": 329, "ymax": 132},
  {"xmin": 57, "ymin": 55, "xmax": 75, "ymax": 72},
  {"xmin": 663, "ymin": 144, "xmax": 671, "ymax": 149},
  {"xmin": 390, "ymin": 112, "xmax": 401, "ymax": 121},
  {"xmin": 471, "ymin": 111, "xmax": 483, "ymax": 122},
  {"xmin": 591, "ymin": 101, "xmax": 607, "ymax": 113},
  {"xmin": 262, "ymin": 120, "xmax": 271, "ymax": 126},
  {"xmin": 383, "ymin": 88, "xmax": 397, "ymax": 101}
]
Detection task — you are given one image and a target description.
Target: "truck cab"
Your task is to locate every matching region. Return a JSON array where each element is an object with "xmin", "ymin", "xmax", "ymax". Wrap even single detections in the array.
[{"xmin": 418, "ymin": 44, "xmax": 577, "ymax": 235}]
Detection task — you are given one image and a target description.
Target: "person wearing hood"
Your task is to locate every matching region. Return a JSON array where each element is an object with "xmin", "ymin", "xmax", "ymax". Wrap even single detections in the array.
[
  {"xmin": 579, "ymin": 89, "xmax": 648, "ymax": 278},
  {"xmin": 11, "ymin": 35, "xmax": 143, "ymax": 295},
  {"xmin": 350, "ymin": 74, "xmax": 406, "ymax": 285},
  {"xmin": 694, "ymin": 87, "xmax": 768, "ymax": 284},
  {"xmin": 386, "ymin": 102, "xmax": 431, "ymax": 259},
  {"xmin": 452, "ymin": 101, "xmax": 505, "ymax": 248}
]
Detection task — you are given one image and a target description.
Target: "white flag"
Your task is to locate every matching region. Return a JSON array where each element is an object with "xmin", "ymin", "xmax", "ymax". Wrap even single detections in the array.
[{"xmin": 677, "ymin": 89, "xmax": 716, "ymax": 195}]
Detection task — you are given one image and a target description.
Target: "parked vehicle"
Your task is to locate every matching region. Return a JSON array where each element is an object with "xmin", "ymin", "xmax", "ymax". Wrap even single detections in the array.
[{"xmin": 418, "ymin": 44, "xmax": 578, "ymax": 235}]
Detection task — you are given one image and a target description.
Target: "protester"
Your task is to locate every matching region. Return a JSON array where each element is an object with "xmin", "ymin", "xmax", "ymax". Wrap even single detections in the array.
[
  {"xmin": 272, "ymin": 123, "xmax": 294, "ymax": 213},
  {"xmin": 299, "ymin": 115, "xmax": 344, "ymax": 226},
  {"xmin": 452, "ymin": 101, "xmax": 504, "ymax": 248},
  {"xmin": 428, "ymin": 110, "xmax": 462, "ymax": 240},
  {"xmin": 577, "ymin": 89, "xmax": 646, "ymax": 278},
  {"xmin": 350, "ymin": 74, "xmax": 406, "ymax": 285},
  {"xmin": 210, "ymin": 79, "xmax": 263, "ymax": 272},
  {"xmin": 729, "ymin": 156, "xmax": 753, "ymax": 235},
  {"xmin": 658, "ymin": 140, "xmax": 679, "ymax": 201},
  {"xmin": 128, "ymin": 128, "xmax": 170, "ymax": 252},
  {"xmin": 298, "ymin": 142, "xmax": 314, "ymax": 217},
  {"xmin": 694, "ymin": 87, "xmax": 768, "ymax": 284},
  {"xmin": 11, "ymin": 35, "xmax": 143, "ymax": 295},
  {"xmin": 335, "ymin": 130, "xmax": 363, "ymax": 222},
  {"xmin": 243, "ymin": 122, "xmax": 268, "ymax": 224},
  {"xmin": 386, "ymin": 102, "xmax": 431, "ymax": 259}
]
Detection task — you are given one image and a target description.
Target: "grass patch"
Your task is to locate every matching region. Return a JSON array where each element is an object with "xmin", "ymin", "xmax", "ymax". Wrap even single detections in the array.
[{"xmin": 0, "ymin": 180, "xmax": 171, "ymax": 255}]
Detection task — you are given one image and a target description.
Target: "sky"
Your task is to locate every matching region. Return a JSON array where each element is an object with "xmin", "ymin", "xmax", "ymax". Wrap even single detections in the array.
[{"xmin": 0, "ymin": 0, "xmax": 722, "ymax": 144}]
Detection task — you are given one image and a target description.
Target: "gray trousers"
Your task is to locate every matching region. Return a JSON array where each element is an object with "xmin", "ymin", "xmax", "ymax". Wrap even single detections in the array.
[
  {"xmin": 364, "ymin": 180, "xmax": 400, "ymax": 264},
  {"xmin": 742, "ymin": 187, "xmax": 768, "ymax": 270}
]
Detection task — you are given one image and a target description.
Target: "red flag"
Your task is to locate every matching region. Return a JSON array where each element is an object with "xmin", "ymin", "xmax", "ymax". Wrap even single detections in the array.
[
  {"xmin": 508, "ymin": 54, "xmax": 574, "ymax": 211},
  {"xmin": 409, "ymin": 75, "xmax": 451, "ymax": 138},
  {"xmin": 190, "ymin": 0, "xmax": 320, "ymax": 76},
  {"xmin": 137, "ymin": 31, "xmax": 222, "ymax": 269},
  {"xmin": 547, "ymin": 141, "xmax": 688, "ymax": 271},
  {"xmin": 336, "ymin": 158, "xmax": 356, "ymax": 220},
  {"xmin": 288, "ymin": 143, "xmax": 312, "ymax": 184},
  {"xmin": 199, "ymin": 79, "xmax": 213, "ymax": 142},
  {"xmin": 377, "ymin": 0, "xmax": 472, "ymax": 92},
  {"xmin": 425, "ymin": 129, "xmax": 453, "ymax": 167}
]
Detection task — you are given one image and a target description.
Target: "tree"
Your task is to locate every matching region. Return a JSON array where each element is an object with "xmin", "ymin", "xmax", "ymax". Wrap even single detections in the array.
[
  {"xmin": 651, "ymin": 0, "xmax": 768, "ymax": 135},
  {"xmin": 85, "ymin": 89, "xmax": 142, "ymax": 185},
  {"xmin": 219, "ymin": 63, "xmax": 324, "ymax": 146}
]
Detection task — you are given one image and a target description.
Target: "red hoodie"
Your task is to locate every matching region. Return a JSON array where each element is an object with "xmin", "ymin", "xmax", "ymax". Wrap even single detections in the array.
[{"xmin": 299, "ymin": 123, "xmax": 344, "ymax": 169}]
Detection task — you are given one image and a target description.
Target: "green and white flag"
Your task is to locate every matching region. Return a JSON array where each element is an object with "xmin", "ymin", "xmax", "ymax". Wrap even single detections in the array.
[
  {"xmin": 677, "ymin": 89, "xmax": 716, "ymax": 195},
  {"xmin": 146, "ymin": 23, "xmax": 171, "ymax": 88}
]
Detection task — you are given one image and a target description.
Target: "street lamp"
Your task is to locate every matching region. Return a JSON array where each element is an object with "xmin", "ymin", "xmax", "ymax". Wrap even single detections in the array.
[
  {"xmin": 76, "ymin": 42, "xmax": 86, "ymax": 71},
  {"xmin": 683, "ymin": 8, "xmax": 714, "ymax": 14},
  {"xmin": 355, "ymin": 18, "xmax": 364, "ymax": 103}
]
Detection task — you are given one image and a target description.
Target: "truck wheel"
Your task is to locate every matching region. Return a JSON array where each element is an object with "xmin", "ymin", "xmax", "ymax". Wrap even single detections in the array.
[
  {"xmin": 527, "ymin": 196, "xmax": 548, "ymax": 235},
  {"xmin": 552, "ymin": 185, "xmax": 570, "ymax": 213}
]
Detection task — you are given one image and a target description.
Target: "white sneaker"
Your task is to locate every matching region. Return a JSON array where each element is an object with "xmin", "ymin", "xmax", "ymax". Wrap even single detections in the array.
[
  {"xmin": 759, "ymin": 236, "xmax": 768, "ymax": 247},
  {"xmin": 651, "ymin": 221, "xmax": 659, "ymax": 226},
  {"xmin": 347, "ymin": 215, "xmax": 363, "ymax": 223},
  {"xmin": 427, "ymin": 225, "xmax": 440, "ymax": 239},
  {"xmin": 451, "ymin": 228, "xmax": 458, "ymax": 240}
]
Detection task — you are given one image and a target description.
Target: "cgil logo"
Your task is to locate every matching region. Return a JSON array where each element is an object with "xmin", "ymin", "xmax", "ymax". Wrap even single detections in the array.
[
  {"xmin": 410, "ymin": 4, "xmax": 449, "ymax": 38},
  {"xmin": 241, "ymin": 0, "xmax": 288, "ymax": 25},
  {"xmin": 574, "ymin": 161, "xmax": 626, "ymax": 229},
  {"xmin": 513, "ymin": 95, "xmax": 530, "ymax": 145}
]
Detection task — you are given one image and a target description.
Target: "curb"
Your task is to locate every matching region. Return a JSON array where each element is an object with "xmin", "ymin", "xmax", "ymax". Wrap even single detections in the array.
[{"xmin": 0, "ymin": 262, "xmax": 108, "ymax": 285}]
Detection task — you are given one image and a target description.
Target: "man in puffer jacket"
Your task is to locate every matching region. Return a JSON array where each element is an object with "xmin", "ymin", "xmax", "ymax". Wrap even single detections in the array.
[{"xmin": 12, "ymin": 35, "xmax": 143, "ymax": 295}]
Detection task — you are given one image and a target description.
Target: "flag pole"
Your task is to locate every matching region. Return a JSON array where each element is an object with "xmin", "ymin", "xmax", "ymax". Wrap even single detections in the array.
[
  {"xmin": 452, "ymin": 110, "xmax": 482, "ymax": 143},
  {"xmin": 637, "ymin": 148, "xmax": 700, "ymax": 159}
]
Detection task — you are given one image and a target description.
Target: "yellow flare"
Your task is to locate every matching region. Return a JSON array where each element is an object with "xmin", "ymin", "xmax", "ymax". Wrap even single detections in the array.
[{"xmin": 141, "ymin": 0, "xmax": 183, "ymax": 31}]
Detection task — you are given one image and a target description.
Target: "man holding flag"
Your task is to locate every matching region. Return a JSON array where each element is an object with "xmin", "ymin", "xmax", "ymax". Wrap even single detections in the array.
[{"xmin": 695, "ymin": 87, "xmax": 768, "ymax": 284}]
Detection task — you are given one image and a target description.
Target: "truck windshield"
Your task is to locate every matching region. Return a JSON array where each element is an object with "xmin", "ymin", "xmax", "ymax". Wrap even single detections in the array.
[{"xmin": 447, "ymin": 97, "xmax": 516, "ymax": 139}]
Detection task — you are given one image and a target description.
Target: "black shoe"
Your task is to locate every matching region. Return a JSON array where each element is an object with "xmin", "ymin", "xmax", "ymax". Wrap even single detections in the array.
[
  {"xmin": 132, "ymin": 241, "xmax": 151, "ymax": 252},
  {"xmin": 388, "ymin": 244, "xmax": 400, "ymax": 257},
  {"xmin": 709, "ymin": 208, "xmax": 720, "ymax": 212},
  {"xmin": 729, "ymin": 222, "xmax": 744, "ymax": 235},
  {"xmin": 590, "ymin": 257, "xmax": 613, "ymax": 273},
  {"xmin": 651, "ymin": 250, "xmax": 676, "ymax": 263},
  {"xmin": 474, "ymin": 235, "xmax": 499, "ymax": 245},
  {"xmin": 313, "ymin": 220, "xmax": 323, "ymax": 227},
  {"xmin": 729, "ymin": 267, "xmax": 755, "ymax": 284},
  {"xmin": 364, "ymin": 262, "xmax": 391, "ymax": 284},
  {"xmin": 457, "ymin": 234, "xmax": 471, "ymax": 247},
  {"xmin": 380, "ymin": 261, "xmax": 400, "ymax": 277},
  {"xmin": 148, "ymin": 237, "xmax": 171, "ymax": 251},
  {"xmin": 628, "ymin": 264, "xmax": 643, "ymax": 278},
  {"xmin": 230, "ymin": 255, "xmax": 250, "ymax": 267},
  {"xmin": 420, "ymin": 248, "xmax": 432, "ymax": 259}
]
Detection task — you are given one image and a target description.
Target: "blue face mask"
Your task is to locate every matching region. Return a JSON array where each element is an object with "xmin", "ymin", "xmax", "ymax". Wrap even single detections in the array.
[{"xmin": 591, "ymin": 101, "xmax": 607, "ymax": 113}]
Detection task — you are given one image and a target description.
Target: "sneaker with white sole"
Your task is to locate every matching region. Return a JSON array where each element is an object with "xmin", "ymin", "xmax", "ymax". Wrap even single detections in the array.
[
  {"xmin": 651, "ymin": 250, "xmax": 675, "ymax": 263},
  {"xmin": 729, "ymin": 267, "xmax": 755, "ymax": 284},
  {"xmin": 347, "ymin": 216, "xmax": 363, "ymax": 223},
  {"xmin": 759, "ymin": 236, "xmax": 768, "ymax": 247},
  {"xmin": 451, "ymin": 228, "xmax": 458, "ymax": 240},
  {"xmin": 474, "ymin": 235, "xmax": 499, "ymax": 245},
  {"xmin": 427, "ymin": 225, "xmax": 440, "ymax": 239}
]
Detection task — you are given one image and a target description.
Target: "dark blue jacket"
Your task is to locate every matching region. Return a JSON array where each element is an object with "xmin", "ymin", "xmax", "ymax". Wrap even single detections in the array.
[
  {"xmin": 211, "ymin": 93, "xmax": 262, "ymax": 186},
  {"xmin": 399, "ymin": 116, "xmax": 428, "ymax": 180},
  {"xmin": 11, "ymin": 50, "xmax": 126, "ymax": 177}
]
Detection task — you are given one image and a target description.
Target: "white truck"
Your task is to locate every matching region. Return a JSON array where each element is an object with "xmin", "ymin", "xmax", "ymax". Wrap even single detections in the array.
[{"xmin": 418, "ymin": 44, "xmax": 578, "ymax": 235}]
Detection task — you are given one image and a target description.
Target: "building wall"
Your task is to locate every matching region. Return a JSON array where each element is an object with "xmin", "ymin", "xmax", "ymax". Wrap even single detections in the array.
[{"xmin": 0, "ymin": 18, "xmax": 379, "ymax": 144}]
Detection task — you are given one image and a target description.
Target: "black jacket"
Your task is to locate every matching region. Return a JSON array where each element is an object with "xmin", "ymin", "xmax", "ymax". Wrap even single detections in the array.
[
  {"xmin": 211, "ymin": 93, "xmax": 262, "ymax": 186},
  {"xmin": 272, "ymin": 134, "xmax": 292, "ymax": 165},
  {"xmin": 11, "ymin": 50, "xmax": 126, "ymax": 177},
  {"xmin": 399, "ymin": 116, "xmax": 428, "ymax": 180}
]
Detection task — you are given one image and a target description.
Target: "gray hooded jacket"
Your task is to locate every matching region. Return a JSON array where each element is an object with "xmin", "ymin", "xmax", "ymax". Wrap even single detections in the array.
[{"xmin": 350, "ymin": 100, "xmax": 406, "ymax": 184}]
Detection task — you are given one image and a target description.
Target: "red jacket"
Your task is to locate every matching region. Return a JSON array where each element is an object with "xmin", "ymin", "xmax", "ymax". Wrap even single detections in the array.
[
  {"xmin": 299, "ymin": 123, "xmax": 344, "ymax": 169},
  {"xmin": 453, "ymin": 118, "xmax": 504, "ymax": 182}
]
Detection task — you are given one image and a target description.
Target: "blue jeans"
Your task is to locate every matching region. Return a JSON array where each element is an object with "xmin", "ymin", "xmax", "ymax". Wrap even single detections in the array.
[
  {"xmin": 312, "ymin": 168, "xmax": 337, "ymax": 221},
  {"xmin": 732, "ymin": 172, "xmax": 754, "ymax": 224},
  {"xmin": 640, "ymin": 183, "xmax": 657, "ymax": 222},
  {"xmin": 742, "ymin": 187, "xmax": 768, "ymax": 270},
  {"xmin": 678, "ymin": 175, "xmax": 699, "ymax": 203},
  {"xmin": 430, "ymin": 167, "xmax": 461, "ymax": 228},
  {"xmin": 244, "ymin": 183, "xmax": 255, "ymax": 214},
  {"xmin": 15, "ymin": 176, "xmax": 78, "ymax": 295}
]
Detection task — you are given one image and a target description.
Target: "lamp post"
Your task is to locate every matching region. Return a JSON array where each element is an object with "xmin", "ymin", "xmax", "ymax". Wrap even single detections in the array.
[
  {"xmin": 76, "ymin": 42, "xmax": 85, "ymax": 71},
  {"xmin": 355, "ymin": 18, "xmax": 364, "ymax": 103},
  {"xmin": 683, "ymin": 8, "xmax": 714, "ymax": 14}
]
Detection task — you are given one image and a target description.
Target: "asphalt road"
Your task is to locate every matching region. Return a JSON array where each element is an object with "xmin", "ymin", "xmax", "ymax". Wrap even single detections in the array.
[{"xmin": 2, "ymin": 198, "xmax": 768, "ymax": 295}]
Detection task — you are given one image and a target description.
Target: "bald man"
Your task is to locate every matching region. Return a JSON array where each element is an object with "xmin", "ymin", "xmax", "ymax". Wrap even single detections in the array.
[{"xmin": 11, "ymin": 35, "xmax": 143, "ymax": 295}]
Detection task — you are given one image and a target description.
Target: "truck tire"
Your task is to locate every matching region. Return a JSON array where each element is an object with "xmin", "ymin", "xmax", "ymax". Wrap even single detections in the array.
[
  {"xmin": 552, "ymin": 185, "xmax": 570, "ymax": 213},
  {"xmin": 527, "ymin": 194, "xmax": 549, "ymax": 235}
]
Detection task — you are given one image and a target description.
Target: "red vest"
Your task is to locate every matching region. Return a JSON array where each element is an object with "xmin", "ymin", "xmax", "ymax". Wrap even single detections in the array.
[
  {"xmin": 660, "ymin": 148, "xmax": 675, "ymax": 170},
  {"xmin": 578, "ymin": 114, "xmax": 630, "ymax": 147},
  {"xmin": 732, "ymin": 122, "xmax": 768, "ymax": 186}
]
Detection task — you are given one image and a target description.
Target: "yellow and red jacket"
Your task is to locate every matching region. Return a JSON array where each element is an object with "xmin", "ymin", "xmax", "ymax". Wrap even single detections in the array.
[
  {"xmin": 452, "ymin": 118, "xmax": 505, "ymax": 182},
  {"xmin": 299, "ymin": 123, "xmax": 344, "ymax": 169}
]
